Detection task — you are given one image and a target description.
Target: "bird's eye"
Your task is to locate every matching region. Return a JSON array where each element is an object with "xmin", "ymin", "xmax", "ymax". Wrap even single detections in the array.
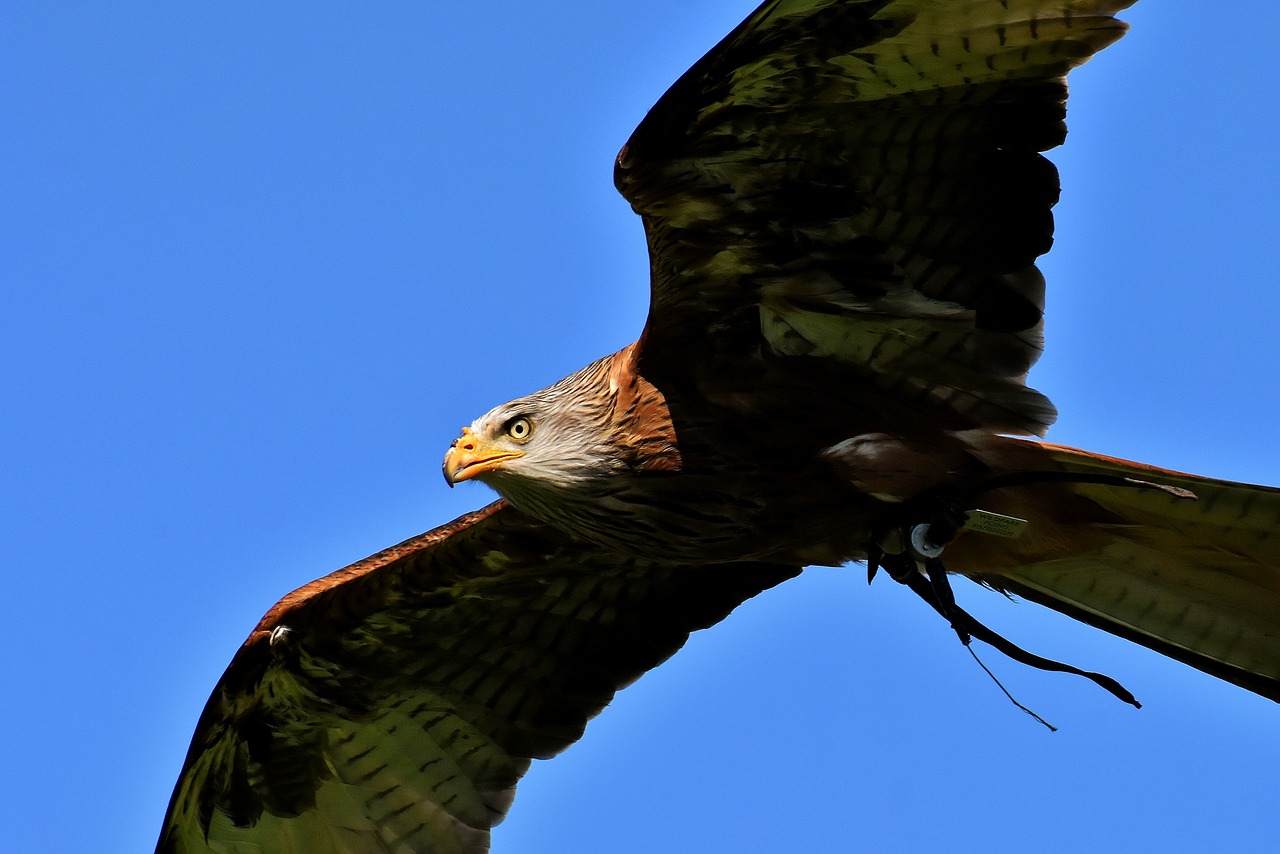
[{"xmin": 505, "ymin": 417, "xmax": 534, "ymax": 441}]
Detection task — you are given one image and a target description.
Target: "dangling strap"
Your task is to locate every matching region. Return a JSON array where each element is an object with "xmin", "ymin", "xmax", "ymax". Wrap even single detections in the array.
[
  {"xmin": 898, "ymin": 561, "xmax": 1141, "ymax": 709},
  {"xmin": 864, "ymin": 469, "xmax": 1181, "ymax": 712}
]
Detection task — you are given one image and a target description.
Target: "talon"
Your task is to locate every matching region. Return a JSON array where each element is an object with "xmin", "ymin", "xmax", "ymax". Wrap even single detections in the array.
[
  {"xmin": 924, "ymin": 555, "xmax": 964, "ymax": 637},
  {"xmin": 867, "ymin": 544, "xmax": 882, "ymax": 585}
]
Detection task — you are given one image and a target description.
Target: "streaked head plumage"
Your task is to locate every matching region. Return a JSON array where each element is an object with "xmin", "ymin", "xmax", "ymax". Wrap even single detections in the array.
[{"xmin": 442, "ymin": 355, "xmax": 624, "ymax": 495}]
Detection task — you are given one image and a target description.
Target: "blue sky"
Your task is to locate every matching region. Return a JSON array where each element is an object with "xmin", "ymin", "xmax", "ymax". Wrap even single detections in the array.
[{"xmin": 5, "ymin": 2, "xmax": 1280, "ymax": 852}]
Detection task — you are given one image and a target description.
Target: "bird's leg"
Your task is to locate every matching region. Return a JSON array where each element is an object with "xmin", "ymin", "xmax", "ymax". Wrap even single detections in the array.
[
  {"xmin": 864, "ymin": 490, "xmax": 1141, "ymax": 711},
  {"xmin": 868, "ymin": 496, "xmax": 970, "ymax": 639}
]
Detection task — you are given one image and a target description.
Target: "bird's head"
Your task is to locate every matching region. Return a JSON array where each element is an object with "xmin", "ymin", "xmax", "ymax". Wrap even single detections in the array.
[{"xmin": 442, "ymin": 357, "xmax": 629, "ymax": 495}]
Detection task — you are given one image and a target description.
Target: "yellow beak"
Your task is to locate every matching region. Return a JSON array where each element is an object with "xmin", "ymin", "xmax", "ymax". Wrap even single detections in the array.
[{"xmin": 442, "ymin": 427, "xmax": 524, "ymax": 486}]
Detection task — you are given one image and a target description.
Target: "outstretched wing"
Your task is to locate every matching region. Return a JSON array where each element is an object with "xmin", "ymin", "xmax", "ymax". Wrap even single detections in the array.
[
  {"xmin": 157, "ymin": 502, "xmax": 797, "ymax": 854},
  {"xmin": 617, "ymin": 0, "xmax": 1135, "ymax": 436}
]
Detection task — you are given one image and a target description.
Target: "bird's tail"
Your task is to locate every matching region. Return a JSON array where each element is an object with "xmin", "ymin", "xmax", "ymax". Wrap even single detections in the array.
[{"xmin": 951, "ymin": 439, "xmax": 1280, "ymax": 701}]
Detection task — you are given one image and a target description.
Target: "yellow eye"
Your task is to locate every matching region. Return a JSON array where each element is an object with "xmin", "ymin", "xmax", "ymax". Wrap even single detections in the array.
[{"xmin": 505, "ymin": 417, "xmax": 533, "ymax": 442}]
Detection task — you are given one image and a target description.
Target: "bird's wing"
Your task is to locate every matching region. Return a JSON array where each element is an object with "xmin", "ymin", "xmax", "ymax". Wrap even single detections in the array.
[
  {"xmin": 156, "ymin": 501, "xmax": 798, "ymax": 854},
  {"xmin": 616, "ymin": 0, "xmax": 1135, "ymax": 437}
]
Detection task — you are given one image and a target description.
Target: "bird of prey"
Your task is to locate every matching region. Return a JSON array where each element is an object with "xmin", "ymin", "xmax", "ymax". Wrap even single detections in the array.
[{"xmin": 157, "ymin": 1, "xmax": 1280, "ymax": 852}]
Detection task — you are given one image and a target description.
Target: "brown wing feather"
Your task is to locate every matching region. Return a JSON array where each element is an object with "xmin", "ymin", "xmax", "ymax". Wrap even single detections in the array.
[
  {"xmin": 156, "ymin": 502, "xmax": 797, "ymax": 853},
  {"xmin": 617, "ymin": 0, "xmax": 1135, "ymax": 436}
]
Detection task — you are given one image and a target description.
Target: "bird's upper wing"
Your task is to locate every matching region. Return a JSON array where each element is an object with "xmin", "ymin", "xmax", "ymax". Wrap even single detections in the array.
[
  {"xmin": 616, "ymin": 0, "xmax": 1135, "ymax": 436},
  {"xmin": 156, "ymin": 501, "xmax": 798, "ymax": 854}
]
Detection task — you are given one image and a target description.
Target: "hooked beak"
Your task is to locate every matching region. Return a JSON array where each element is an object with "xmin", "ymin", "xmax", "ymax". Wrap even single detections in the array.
[{"xmin": 442, "ymin": 427, "xmax": 524, "ymax": 487}]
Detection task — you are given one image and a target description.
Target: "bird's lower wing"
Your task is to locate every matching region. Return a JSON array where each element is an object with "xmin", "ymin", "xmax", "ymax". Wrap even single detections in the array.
[{"xmin": 156, "ymin": 501, "xmax": 798, "ymax": 854}]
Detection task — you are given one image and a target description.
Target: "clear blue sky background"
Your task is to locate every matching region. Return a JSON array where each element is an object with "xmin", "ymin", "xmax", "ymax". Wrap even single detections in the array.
[{"xmin": 5, "ymin": 2, "xmax": 1279, "ymax": 852}]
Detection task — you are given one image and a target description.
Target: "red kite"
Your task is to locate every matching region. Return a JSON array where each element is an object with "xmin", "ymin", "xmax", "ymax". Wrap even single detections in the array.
[{"xmin": 158, "ymin": 1, "xmax": 1280, "ymax": 852}]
